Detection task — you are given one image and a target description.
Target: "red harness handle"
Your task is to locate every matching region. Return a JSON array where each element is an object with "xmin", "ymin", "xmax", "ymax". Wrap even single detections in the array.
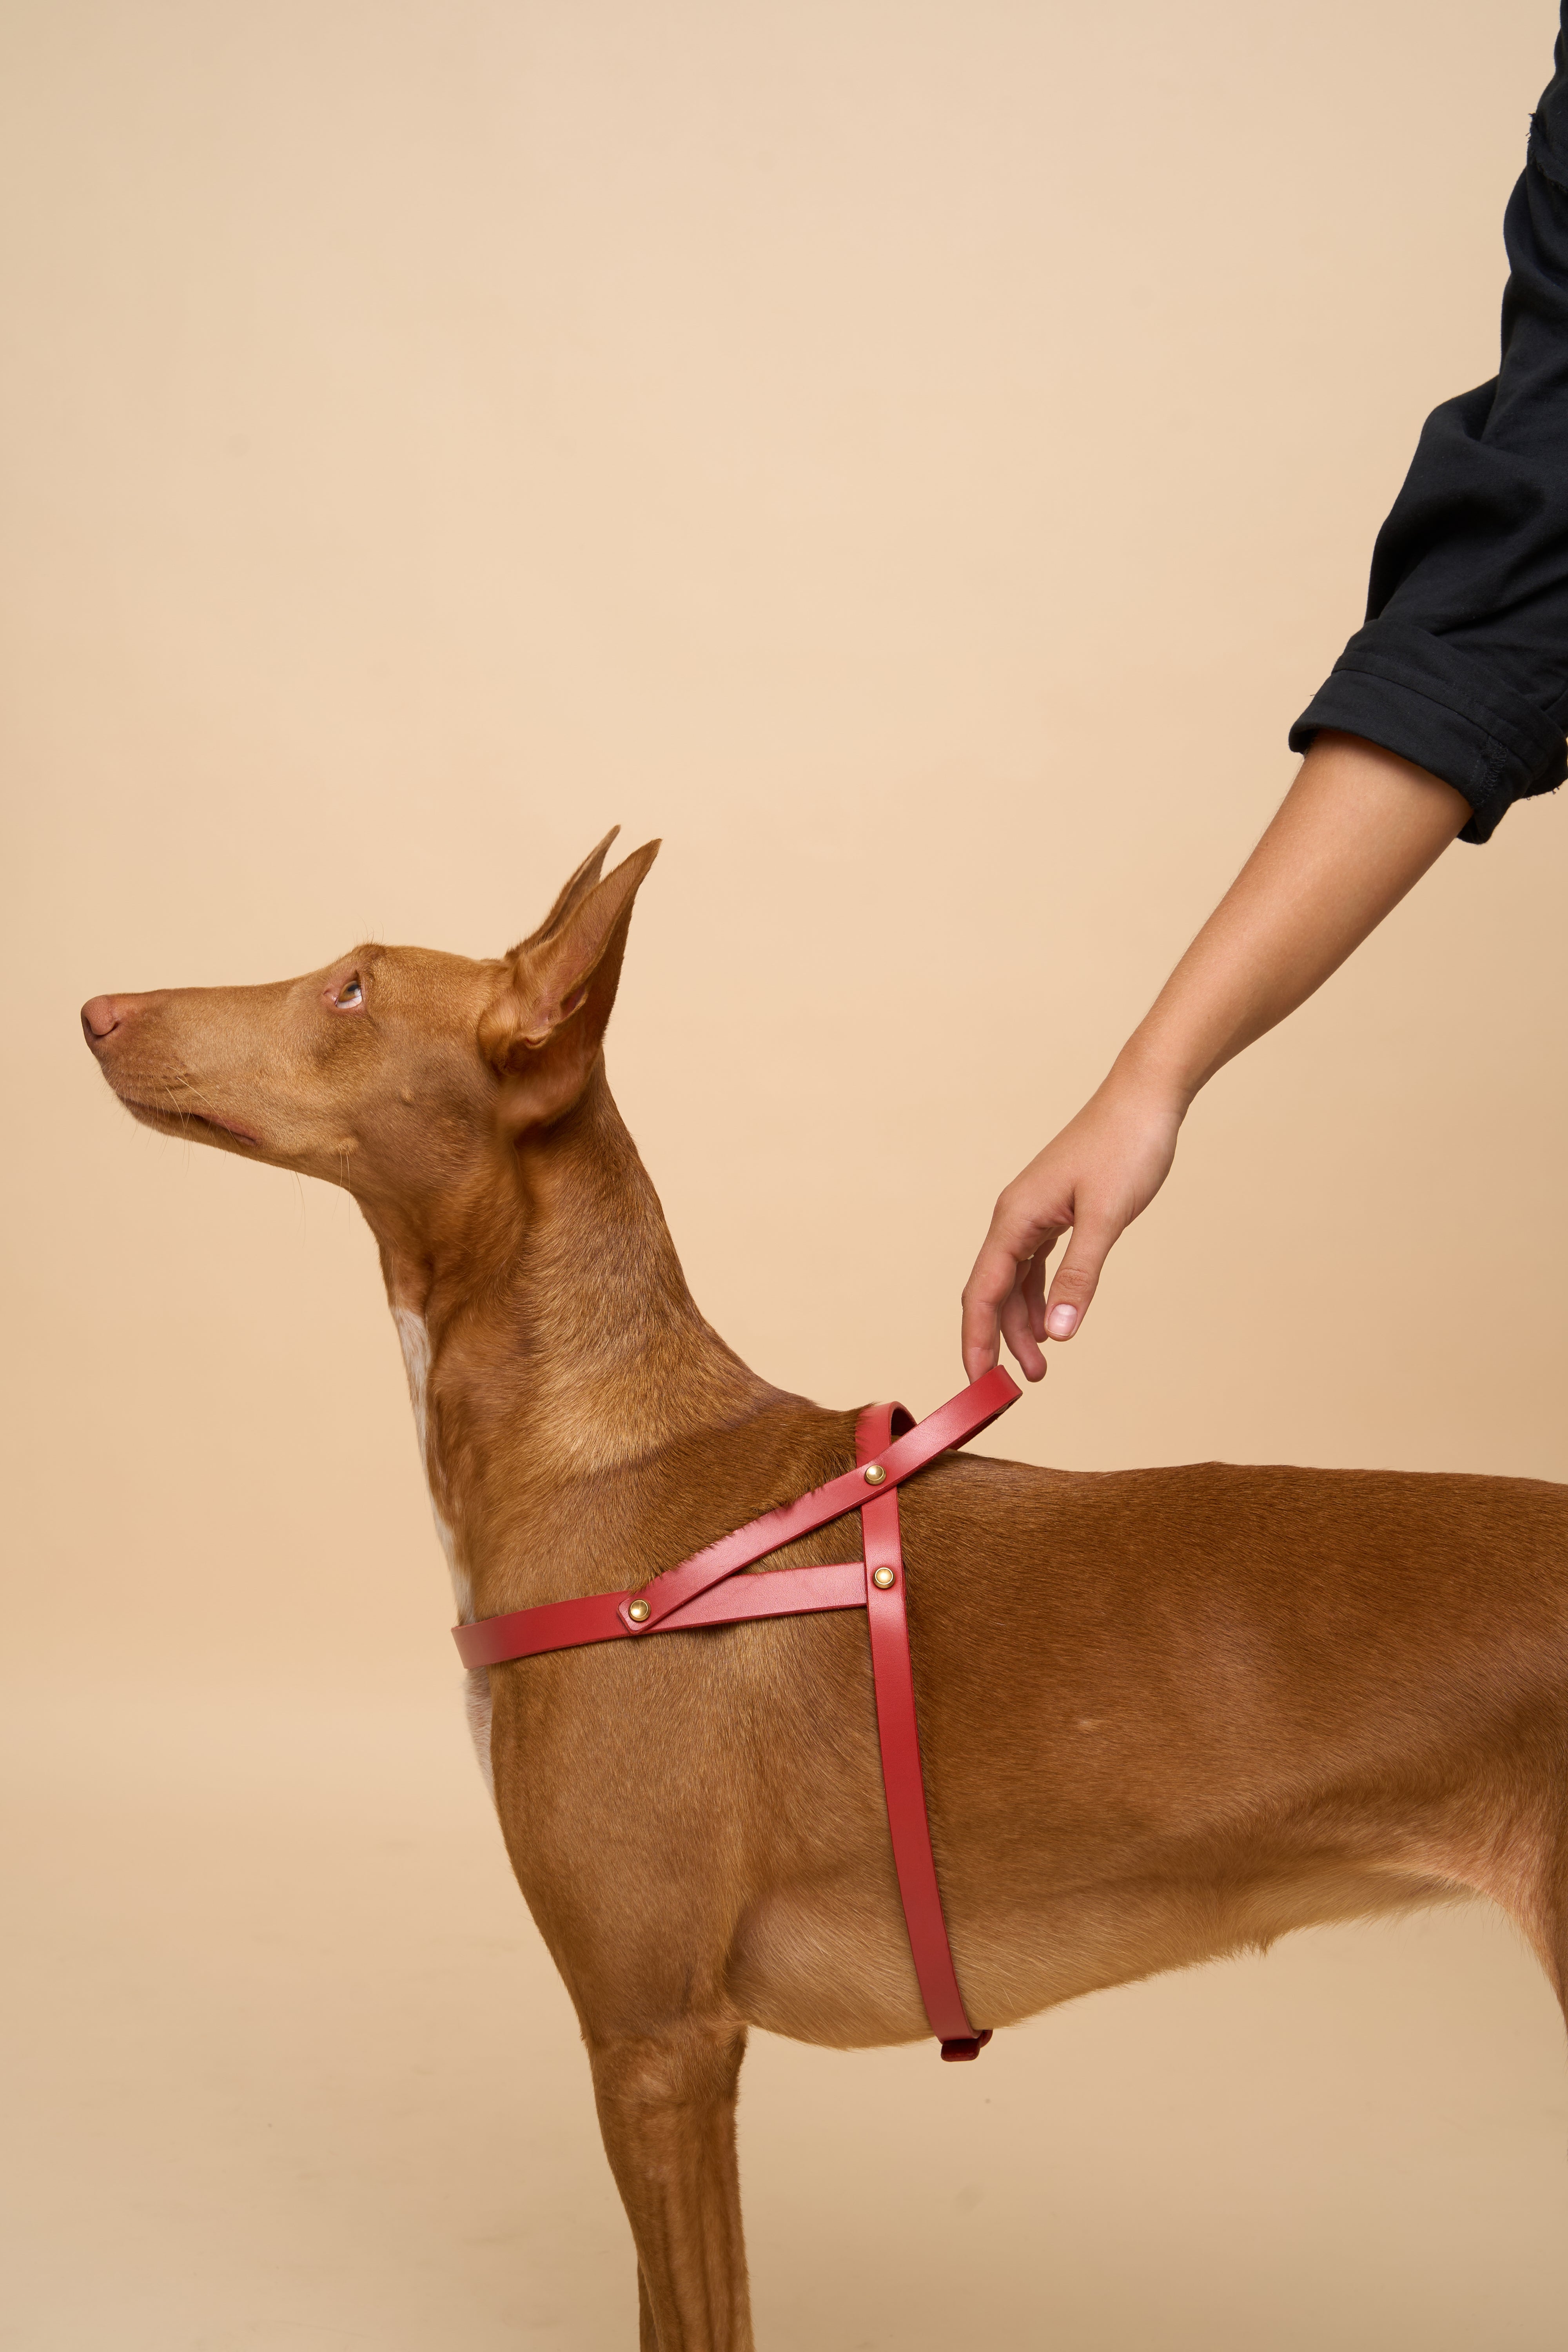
[{"xmin": 452, "ymin": 1366, "xmax": 1021, "ymax": 2058}]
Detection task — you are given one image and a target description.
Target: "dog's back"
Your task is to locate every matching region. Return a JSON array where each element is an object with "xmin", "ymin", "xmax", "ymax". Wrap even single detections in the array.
[{"xmin": 890, "ymin": 1450, "xmax": 1568, "ymax": 2024}]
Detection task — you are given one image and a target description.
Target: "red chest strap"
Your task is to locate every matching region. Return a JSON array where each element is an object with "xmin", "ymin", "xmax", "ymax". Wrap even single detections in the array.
[{"xmin": 451, "ymin": 1365, "xmax": 1020, "ymax": 2059}]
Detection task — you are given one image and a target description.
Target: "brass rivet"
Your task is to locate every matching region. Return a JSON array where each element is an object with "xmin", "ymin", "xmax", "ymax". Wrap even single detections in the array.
[
  {"xmin": 863, "ymin": 1463, "xmax": 887, "ymax": 1486},
  {"xmin": 627, "ymin": 1599, "xmax": 651, "ymax": 1624},
  {"xmin": 871, "ymin": 1565, "xmax": 897, "ymax": 1590}
]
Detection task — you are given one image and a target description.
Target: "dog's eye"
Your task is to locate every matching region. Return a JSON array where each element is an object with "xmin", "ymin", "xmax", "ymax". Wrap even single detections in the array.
[{"xmin": 334, "ymin": 978, "xmax": 364, "ymax": 1010}]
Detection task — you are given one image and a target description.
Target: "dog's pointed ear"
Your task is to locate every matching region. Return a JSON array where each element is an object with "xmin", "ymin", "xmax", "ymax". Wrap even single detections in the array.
[
  {"xmin": 516, "ymin": 826, "xmax": 621, "ymax": 953},
  {"xmin": 479, "ymin": 838, "xmax": 660, "ymax": 1133}
]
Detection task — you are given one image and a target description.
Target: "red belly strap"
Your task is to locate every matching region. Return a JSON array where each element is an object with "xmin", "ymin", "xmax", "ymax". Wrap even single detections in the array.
[{"xmin": 451, "ymin": 1365, "xmax": 1021, "ymax": 2060}]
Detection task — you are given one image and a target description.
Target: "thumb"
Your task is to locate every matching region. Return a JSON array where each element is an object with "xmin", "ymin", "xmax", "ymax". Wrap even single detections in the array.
[{"xmin": 1041, "ymin": 1220, "xmax": 1116, "ymax": 1342}]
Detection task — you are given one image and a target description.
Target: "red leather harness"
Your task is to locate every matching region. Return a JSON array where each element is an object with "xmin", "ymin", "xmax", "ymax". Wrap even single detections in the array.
[{"xmin": 452, "ymin": 1364, "xmax": 1022, "ymax": 2060}]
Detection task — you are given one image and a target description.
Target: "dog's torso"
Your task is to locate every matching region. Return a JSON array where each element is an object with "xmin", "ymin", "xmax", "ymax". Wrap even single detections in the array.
[{"xmin": 479, "ymin": 1406, "xmax": 1568, "ymax": 2050}]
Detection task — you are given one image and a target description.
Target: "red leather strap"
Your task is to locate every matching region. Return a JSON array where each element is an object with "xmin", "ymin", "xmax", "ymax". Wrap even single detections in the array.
[
  {"xmin": 857, "ymin": 1402, "xmax": 991, "ymax": 2061},
  {"xmin": 449, "ymin": 1367, "xmax": 1020, "ymax": 2058},
  {"xmin": 616, "ymin": 1364, "xmax": 1018, "ymax": 1635},
  {"xmin": 454, "ymin": 1560, "xmax": 867, "ymax": 1671}
]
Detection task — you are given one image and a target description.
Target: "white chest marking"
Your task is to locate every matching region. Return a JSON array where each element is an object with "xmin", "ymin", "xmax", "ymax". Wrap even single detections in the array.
[
  {"xmin": 464, "ymin": 1665, "xmax": 495, "ymax": 1805},
  {"xmin": 393, "ymin": 1307, "xmax": 472, "ymax": 1623}
]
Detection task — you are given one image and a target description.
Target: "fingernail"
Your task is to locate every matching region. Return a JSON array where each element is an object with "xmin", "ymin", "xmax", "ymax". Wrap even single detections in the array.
[{"xmin": 1047, "ymin": 1305, "xmax": 1078, "ymax": 1339}]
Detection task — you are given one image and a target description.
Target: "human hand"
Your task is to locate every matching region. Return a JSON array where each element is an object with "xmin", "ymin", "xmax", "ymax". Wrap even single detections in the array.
[
  {"xmin": 959, "ymin": 737, "xmax": 1468, "ymax": 1387},
  {"xmin": 960, "ymin": 1071, "xmax": 1185, "ymax": 1382}
]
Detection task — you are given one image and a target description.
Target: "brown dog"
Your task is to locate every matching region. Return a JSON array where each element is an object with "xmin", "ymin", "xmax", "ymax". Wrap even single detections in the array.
[{"xmin": 82, "ymin": 833, "xmax": 1568, "ymax": 2350}]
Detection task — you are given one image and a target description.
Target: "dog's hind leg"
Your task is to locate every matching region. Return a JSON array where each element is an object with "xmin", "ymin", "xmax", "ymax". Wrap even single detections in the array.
[{"xmin": 589, "ymin": 2018, "xmax": 753, "ymax": 2352}]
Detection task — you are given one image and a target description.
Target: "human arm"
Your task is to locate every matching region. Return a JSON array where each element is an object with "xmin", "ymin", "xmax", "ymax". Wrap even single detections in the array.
[
  {"xmin": 960, "ymin": 731, "xmax": 1469, "ymax": 1382},
  {"xmin": 963, "ymin": 14, "xmax": 1568, "ymax": 1383}
]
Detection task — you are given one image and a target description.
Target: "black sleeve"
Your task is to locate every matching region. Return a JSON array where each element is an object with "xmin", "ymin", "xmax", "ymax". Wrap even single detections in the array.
[{"xmin": 1290, "ymin": 12, "xmax": 1568, "ymax": 842}]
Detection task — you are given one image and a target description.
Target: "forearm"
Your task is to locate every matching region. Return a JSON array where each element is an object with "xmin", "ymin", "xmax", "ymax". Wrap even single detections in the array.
[
  {"xmin": 960, "ymin": 731, "xmax": 1470, "ymax": 1379},
  {"xmin": 1109, "ymin": 731, "xmax": 1470, "ymax": 1113}
]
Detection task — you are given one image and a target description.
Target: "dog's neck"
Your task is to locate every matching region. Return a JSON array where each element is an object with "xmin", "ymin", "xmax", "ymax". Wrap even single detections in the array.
[{"xmin": 359, "ymin": 1065, "xmax": 771, "ymax": 1596}]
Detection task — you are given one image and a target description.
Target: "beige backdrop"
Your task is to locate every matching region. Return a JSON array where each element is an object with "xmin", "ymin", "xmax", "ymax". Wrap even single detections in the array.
[{"xmin": 5, "ymin": 2, "xmax": 1568, "ymax": 2346}]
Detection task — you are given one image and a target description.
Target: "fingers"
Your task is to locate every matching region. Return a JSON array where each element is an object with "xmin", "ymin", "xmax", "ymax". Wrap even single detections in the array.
[
  {"xmin": 962, "ymin": 1210, "xmax": 1064, "ymax": 1385},
  {"xmin": 1040, "ymin": 1221, "xmax": 1116, "ymax": 1342},
  {"xmin": 1022, "ymin": 1249, "xmax": 1049, "ymax": 1341},
  {"xmin": 960, "ymin": 1231, "xmax": 1020, "ymax": 1382},
  {"xmin": 999, "ymin": 1272, "xmax": 1047, "ymax": 1384}
]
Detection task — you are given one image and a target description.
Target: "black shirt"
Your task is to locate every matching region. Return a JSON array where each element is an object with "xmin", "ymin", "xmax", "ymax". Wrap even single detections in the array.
[{"xmin": 1291, "ymin": 9, "xmax": 1568, "ymax": 842}]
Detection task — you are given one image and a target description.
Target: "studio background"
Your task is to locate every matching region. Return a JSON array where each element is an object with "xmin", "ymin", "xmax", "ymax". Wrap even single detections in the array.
[{"xmin": 4, "ymin": 3, "xmax": 1567, "ymax": 2346}]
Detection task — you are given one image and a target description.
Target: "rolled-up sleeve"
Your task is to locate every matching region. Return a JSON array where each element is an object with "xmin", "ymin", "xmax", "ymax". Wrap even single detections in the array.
[{"xmin": 1290, "ymin": 13, "xmax": 1568, "ymax": 842}]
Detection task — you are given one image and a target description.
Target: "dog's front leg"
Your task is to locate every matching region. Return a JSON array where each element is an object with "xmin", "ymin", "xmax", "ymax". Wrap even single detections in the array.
[{"xmin": 589, "ymin": 2017, "xmax": 753, "ymax": 2351}]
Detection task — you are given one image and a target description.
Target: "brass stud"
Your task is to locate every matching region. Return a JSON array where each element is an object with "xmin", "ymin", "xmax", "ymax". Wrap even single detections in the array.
[
  {"xmin": 627, "ymin": 1599, "xmax": 651, "ymax": 1624},
  {"xmin": 871, "ymin": 1565, "xmax": 897, "ymax": 1590},
  {"xmin": 863, "ymin": 1463, "xmax": 887, "ymax": 1486}
]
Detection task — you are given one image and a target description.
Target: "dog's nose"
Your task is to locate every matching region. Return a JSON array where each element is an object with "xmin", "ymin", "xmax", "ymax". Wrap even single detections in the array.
[{"xmin": 81, "ymin": 995, "xmax": 127, "ymax": 1045}]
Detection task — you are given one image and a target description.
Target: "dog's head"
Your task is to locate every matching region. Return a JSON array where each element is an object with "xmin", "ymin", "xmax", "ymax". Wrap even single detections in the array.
[{"xmin": 81, "ymin": 830, "xmax": 659, "ymax": 1212}]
